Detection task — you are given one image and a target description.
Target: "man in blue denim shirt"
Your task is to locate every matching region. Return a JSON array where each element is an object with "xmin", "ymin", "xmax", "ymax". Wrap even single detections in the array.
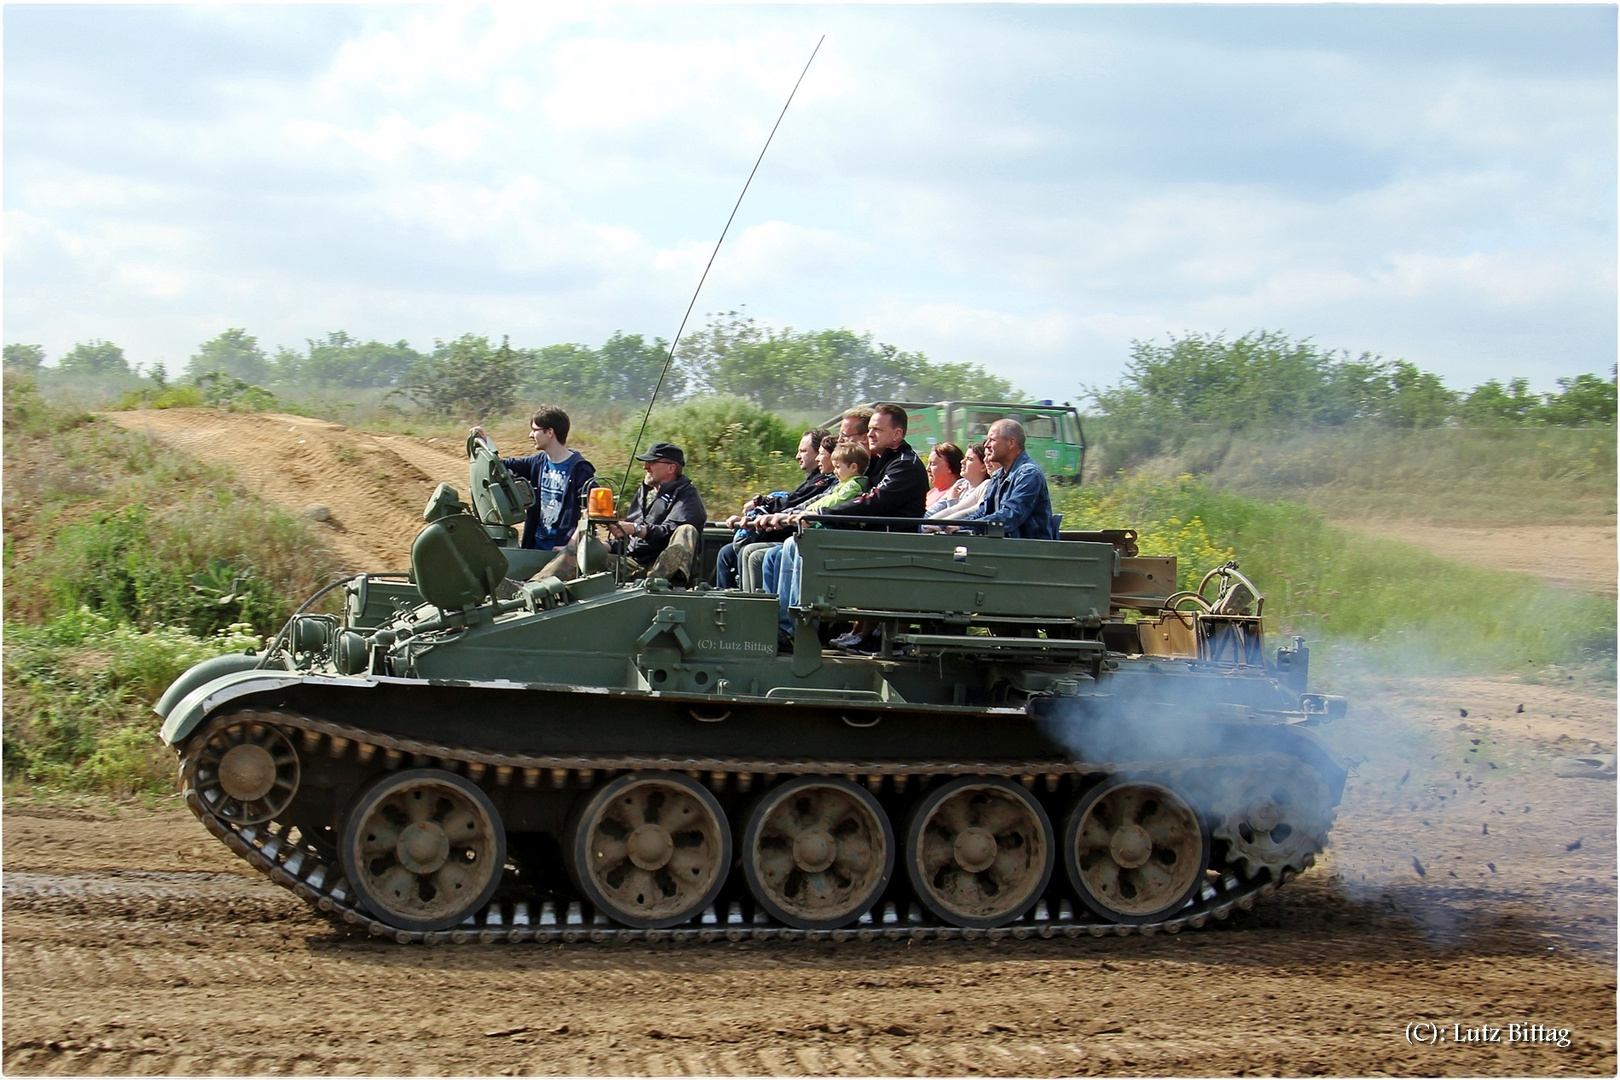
[{"xmin": 967, "ymin": 419, "xmax": 1059, "ymax": 540}]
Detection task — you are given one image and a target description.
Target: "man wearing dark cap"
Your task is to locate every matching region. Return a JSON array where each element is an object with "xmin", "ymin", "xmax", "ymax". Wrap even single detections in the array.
[
  {"xmin": 539, "ymin": 441, "xmax": 706, "ymax": 584},
  {"xmin": 611, "ymin": 442, "xmax": 706, "ymax": 581}
]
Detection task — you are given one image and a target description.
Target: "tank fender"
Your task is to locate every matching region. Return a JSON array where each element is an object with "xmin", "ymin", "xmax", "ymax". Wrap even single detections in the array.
[
  {"xmin": 153, "ymin": 653, "xmax": 263, "ymax": 720},
  {"xmin": 159, "ymin": 669, "xmax": 313, "ymax": 747}
]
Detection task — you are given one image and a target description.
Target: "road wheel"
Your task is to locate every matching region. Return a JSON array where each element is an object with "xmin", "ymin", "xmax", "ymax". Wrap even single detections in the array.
[
  {"xmin": 567, "ymin": 772, "xmax": 730, "ymax": 929},
  {"xmin": 904, "ymin": 777, "xmax": 1053, "ymax": 928},
  {"xmin": 340, "ymin": 769, "xmax": 505, "ymax": 933},
  {"xmin": 742, "ymin": 777, "xmax": 894, "ymax": 930},
  {"xmin": 1065, "ymin": 778, "xmax": 1209, "ymax": 923}
]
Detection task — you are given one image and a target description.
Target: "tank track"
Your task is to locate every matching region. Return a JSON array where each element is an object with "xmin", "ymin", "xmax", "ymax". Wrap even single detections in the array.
[{"xmin": 180, "ymin": 709, "xmax": 1321, "ymax": 946}]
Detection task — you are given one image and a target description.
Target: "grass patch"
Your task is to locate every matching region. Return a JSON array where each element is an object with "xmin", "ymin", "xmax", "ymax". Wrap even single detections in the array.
[
  {"xmin": 1055, "ymin": 473, "xmax": 1616, "ymax": 678},
  {"xmin": 1148, "ymin": 424, "xmax": 1616, "ymax": 526},
  {"xmin": 4, "ymin": 376, "xmax": 338, "ymax": 634},
  {"xmin": 3, "ymin": 609, "xmax": 261, "ymax": 796}
]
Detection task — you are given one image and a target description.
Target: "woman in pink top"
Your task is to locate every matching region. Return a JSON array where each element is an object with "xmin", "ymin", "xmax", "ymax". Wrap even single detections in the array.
[{"xmin": 925, "ymin": 442, "xmax": 965, "ymax": 510}]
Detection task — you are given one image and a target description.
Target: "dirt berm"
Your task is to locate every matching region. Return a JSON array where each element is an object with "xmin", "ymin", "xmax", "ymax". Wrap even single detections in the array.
[{"xmin": 105, "ymin": 409, "xmax": 474, "ymax": 573}]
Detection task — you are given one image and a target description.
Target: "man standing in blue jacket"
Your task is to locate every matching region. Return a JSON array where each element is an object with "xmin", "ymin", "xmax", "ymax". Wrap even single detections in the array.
[
  {"xmin": 967, "ymin": 419, "xmax": 1058, "ymax": 540},
  {"xmin": 472, "ymin": 404, "xmax": 596, "ymax": 551}
]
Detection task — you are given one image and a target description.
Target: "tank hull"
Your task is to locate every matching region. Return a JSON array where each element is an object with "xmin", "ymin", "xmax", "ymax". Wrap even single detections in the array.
[{"xmin": 160, "ymin": 516, "xmax": 1349, "ymax": 944}]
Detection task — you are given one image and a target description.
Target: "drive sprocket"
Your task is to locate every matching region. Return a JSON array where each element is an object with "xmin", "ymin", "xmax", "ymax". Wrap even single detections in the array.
[{"xmin": 1211, "ymin": 767, "xmax": 1334, "ymax": 878}]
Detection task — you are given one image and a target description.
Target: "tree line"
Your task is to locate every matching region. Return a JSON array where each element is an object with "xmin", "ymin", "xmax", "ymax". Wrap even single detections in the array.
[
  {"xmin": 3, "ymin": 311, "xmax": 1018, "ymax": 419},
  {"xmin": 8, "ymin": 323, "xmax": 1613, "ymax": 436},
  {"xmin": 1085, "ymin": 330, "xmax": 1616, "ymax": 465}
]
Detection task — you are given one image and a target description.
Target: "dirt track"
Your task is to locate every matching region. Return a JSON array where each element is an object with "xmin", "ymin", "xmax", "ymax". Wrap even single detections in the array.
[
  {"xmin": 1339, "ymin": 519, "xmax": 1618, "ymax": 598},
  {"xmin": 5, "ymin": 673, "xmax": 1615, "ymax": 1076}
]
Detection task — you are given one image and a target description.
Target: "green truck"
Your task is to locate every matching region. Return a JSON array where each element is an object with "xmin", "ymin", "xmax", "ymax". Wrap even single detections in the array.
[{"xmin": 829, "ymin": 401, "xmax": 1086, "ymax": 482}]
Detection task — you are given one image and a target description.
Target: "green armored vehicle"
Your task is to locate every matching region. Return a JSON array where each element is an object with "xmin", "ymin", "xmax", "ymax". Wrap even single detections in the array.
[{"xmin": 155, "ymin": 438, "xmax": 1346, "ymax": 944}]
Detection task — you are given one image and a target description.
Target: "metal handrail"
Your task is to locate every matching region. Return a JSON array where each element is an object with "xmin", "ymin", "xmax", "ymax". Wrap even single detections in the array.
[{"xmin": 796, "ymin": 514, "xmax": 1005, "ymax": 536}]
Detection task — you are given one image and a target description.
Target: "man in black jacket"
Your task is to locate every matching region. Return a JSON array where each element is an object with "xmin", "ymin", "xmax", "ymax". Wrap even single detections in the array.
[
  {"xmin": 539, "ymin": 442, "xmax": 707, "ymax": 584},
  {"xmin": 816, "ymin": 403, "xmax": 928, "ymax": 522},
  {"xmin": 782, "ymin": 403, "xmax": 926, "ymax": 647}
]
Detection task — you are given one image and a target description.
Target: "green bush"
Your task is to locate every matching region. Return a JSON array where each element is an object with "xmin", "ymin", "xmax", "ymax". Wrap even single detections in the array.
[
  {"xmin": 3, "ymin": 374, "xmax": 92, "ymax": 439},
  {"xmin": 2, "ymin": 608, "xmax": 260, "ymax": 795},
  {"xmin": 33, "ymin": 498, "xmax": 315, "ymax": 637},
  {"xmin": 610, "ymin": 396, "xmax": 803, "ymax": 514},
  {"xmin": 115, "ymin": 371, "xmax": 281, "ymax": 412},
  {"xmin": 400, "ymin": 334, "xmax": 522, "ymax": 420}
]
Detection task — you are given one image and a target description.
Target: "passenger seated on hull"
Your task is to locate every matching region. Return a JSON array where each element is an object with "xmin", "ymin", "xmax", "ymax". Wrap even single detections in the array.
[
  {"xmin": 925, "ymin": 442, "xmax": 966, "ymax": 511},
  {"xmin": 760, "ymin": 440, "xmax": 885, "ymax": 646},
  {"xmin": 819, "ymin": 403, "xmax": 928, "ymax": 522},
  {"xmin": 812, "ymin": 402, "xmax": 929, "ymax": 651},
  {"xmin": 754, "ymin": 442, "xmax": 869, "ymax": 534},
  {"xmin": 965, "ymin": 419, "xmax": 1059, "ymax": 541},
  {"xmin": 713, "ymin": 427, "xmax": 833, "ymax": 589},
  {"xmin": 738, "ymin": 434, "xmax": 838, "ymax": 592},
  {"xmin": 926, "ymin": 441, "xmax": 996, "ymax": 521},
  {"xmin": 539, "ymin": 442, "xmax": 706, "ymax": 585},
  {"xmin": 836, "ymin": 406, "xmax": 873, "ymax": 446}
]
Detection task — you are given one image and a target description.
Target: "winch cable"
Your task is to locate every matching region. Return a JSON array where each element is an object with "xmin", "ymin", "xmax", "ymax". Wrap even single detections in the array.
[{"xmin": 618, "ymin": 35, "xmax": 825, "ymax": 499}]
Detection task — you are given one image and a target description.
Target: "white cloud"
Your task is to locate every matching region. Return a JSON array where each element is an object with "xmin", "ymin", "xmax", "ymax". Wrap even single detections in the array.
[
  {"xmin": 706, "ymin": 221, "xmax": 868, "ymax": 289},
  {"xmin": 3, "ymin": 6, "xmax": 1613, "ymax": 395}
]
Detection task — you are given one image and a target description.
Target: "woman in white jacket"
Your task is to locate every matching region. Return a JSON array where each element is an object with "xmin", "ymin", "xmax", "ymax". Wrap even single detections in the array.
[{"xmin": 926, "ymin": 441, "xmax": 998, "ymax": 522}]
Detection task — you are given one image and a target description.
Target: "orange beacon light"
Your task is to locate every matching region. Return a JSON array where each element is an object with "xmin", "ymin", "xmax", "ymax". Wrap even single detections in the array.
[{"xmin": 587, "ymin": 487, "xmax": 617, "ymax": 519}]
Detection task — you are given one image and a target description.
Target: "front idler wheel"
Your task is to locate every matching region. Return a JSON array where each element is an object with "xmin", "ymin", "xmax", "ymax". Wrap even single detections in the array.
[
  {"xmin": 567, "ymin": 772, "xmax": 731, "ymax": 929},
  {"xmin": 904, "ymin": 777, "xmax": 1054, "ymax": 928},
  {"xmin": 340, "ymin": 769, "xmax": 505, "ymax": 933},
  {"xmin": 742, "ymin": 777, "xmax": 894, "ymax": 930},
  {"xmin": 188, "ymin": 715, "xmax": 300, "ymax": 825},
  {"xmin": 1065, "ymin": 778, "xmax": 1209, "ymax": 924}
]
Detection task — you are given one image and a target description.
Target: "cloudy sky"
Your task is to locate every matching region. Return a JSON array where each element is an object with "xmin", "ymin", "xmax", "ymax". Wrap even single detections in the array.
[{"xmin": 5, "ymin": 4, "xmax": 1615, "ymax": 400}]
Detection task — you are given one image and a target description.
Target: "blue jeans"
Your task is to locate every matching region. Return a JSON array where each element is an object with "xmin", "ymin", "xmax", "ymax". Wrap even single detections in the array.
[
  {"xmin": 767, "ymin": 536, "xmax": 804, "ymax": 636},
  {"xmin": 715, "ymin": 538, "xmax": 741, "ymax": 588}
]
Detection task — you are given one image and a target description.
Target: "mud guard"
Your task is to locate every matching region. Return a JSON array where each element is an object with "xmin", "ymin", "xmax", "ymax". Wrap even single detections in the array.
[{"xmin": 160, "ymin": 669, "xmax": 330, "ymax": 747}]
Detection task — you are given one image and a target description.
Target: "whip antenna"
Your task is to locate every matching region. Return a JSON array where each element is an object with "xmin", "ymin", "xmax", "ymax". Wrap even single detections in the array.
[{"xmin": 619, "ymin": 35, "xmax": 825, "ymax": 495}]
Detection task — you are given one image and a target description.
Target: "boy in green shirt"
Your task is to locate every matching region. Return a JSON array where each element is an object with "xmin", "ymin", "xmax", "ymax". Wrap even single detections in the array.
[
  {"xmin": 758, "ymin": 443, "xmax": 872, "ymax": 645},
  {"xmin": 755, "ymin": 443, "xmax": 870, "ymax": 531}
]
